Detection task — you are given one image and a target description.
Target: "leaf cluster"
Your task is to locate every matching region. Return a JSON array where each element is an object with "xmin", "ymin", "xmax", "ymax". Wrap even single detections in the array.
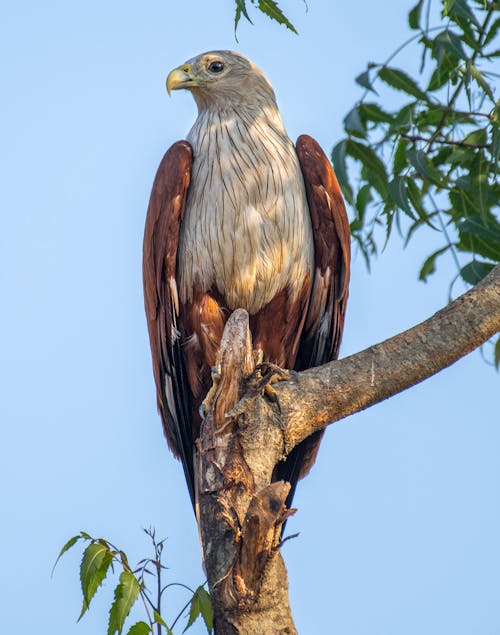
[
  {"xmin": 332, "ymin": 0, "xmax": 499, "ymax": 295},
  {"xmin": 234, "ymin": 0, "xmax": 298, "ymax": 34},
  {"xmin": 53, "ymin": 529, "xmax": 213, "ymax": 635}
]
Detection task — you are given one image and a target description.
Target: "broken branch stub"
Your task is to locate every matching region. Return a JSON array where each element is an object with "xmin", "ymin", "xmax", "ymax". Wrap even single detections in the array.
[{"xmin": 194, "ymin": 309, "xmax": 297, "ymax": 634}]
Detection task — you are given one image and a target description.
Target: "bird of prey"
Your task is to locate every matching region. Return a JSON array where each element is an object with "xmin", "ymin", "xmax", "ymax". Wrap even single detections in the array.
[{"xmin": 143, "ymin": 51, "xmax": 350, "ymax": 506}]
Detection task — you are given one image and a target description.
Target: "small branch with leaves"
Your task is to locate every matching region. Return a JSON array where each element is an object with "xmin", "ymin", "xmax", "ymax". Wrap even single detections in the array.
[
  {"xmin": 331, "ymin": 0, "xmax": 499, "ymax": 358},
  {"xmin": 53, "ymin": 529, "xmax": 213, "ymax": 635}
]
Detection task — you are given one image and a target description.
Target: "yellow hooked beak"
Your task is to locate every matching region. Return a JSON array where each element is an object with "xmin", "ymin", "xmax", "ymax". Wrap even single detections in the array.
[{"xmin": 166, "ymin": 64, "xmax": 200, "ymax": 95}]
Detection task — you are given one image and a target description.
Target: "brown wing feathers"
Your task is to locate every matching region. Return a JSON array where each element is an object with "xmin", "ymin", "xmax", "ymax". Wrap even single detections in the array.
[
  {"xmin": 273, "ymin": 135, "xmax": 350, "ymax": 499},
  {"xmin": 296, "ymin": 134, "xmax": 350, "ymax": 370},
  {"xmin": 143, "ymin": 141, "xmax": 196, "ymax": 500}
]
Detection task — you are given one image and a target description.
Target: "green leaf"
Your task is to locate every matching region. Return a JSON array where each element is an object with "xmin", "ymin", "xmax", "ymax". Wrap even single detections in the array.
[
  {"xmin": 447, "ymin": 147, "xmax": 469, "ymax": 164},
  {"xmin": 471, "ymin": 153, "xmax": 491, "ymax": 221},
  {"xmin": 459, "ymin": 260, "xmax": 494, "ymax": 284},
  {"xmin": 427, "ymin": 53, "xmax": 458, "ymax": 91},
  {"xmin": 390, "ymin": 104, "xmax": 415, "ymax": 133},
  {"xmin": 52, "ymin": 534, "xmax": 82, "ymax": 575},
  {"xmin": 389, "ymin": 176, "xmax": 415, "ymax": 218},
  {"xmin": 458, "ymin": 231, "xmax": 500, "ymax": 261},
  {"xmin": 364, "ymin": 168, "xmax": 390, "ymax": 199},
  {"xmin": 183, "ymin": 592, "xmax": 200, "ymax": 632},
  {"xmin": 355, "ymin": 69, "xmax": 378, "ymax": 94},
  {"xmin": 452, "ymin": 15, "xmax": 479, "ymax": 51},
  {"xmin": 108, "ymin": 572, "xmax": 141, "ymax": 635},
  {"xmin": 409, "ymin": 0, "xmax": 424, "ymax": 29},
  {"xmin": 153, "ymin": 610, "xmax": 167, "ymax": 627},
  {"xmin": 355, "ymin": 184, "xmax": 372, "ymax": 223},
  {"xmin": 449, "ymin": 186, "xmax": 479, "ymax": 216},
  {"xmin": 183, "ymin": 586, "xmax": 213, "ymax": 633},
  {"xmin": 80, "ymin": 543, "xmax": 113, "ymax": 620},
  {"xmin": 331, "ymin": 140, "xmax": 354, "ymax": 205},
  {"xmin": 468, "ymin": 63, "xmax": 495, "ymax": 101},
  {"xmin": 359, "ymin": 102, "xmax": 394, "ymax": 123},
  {"xmin": 406, "ymin": 178, "xmax": 438, "ymax": 228},
  {"xmin": 393, "ymin": 138, "xmax": 409, "ymax": 175},
  {"xmin": 446, "ymin": 0, "xmax": 480, "ymax": 28},
  {"xmin": 344, "ymin": 106, "xmax": 366, "ymax": 138},
  {"xmin": 378, "ymin": 66, "xmax": 428, "ymax": 101},
  {"xmin": 198, "ymin": 587, "xmax": 214, "ymax": 633},
  {"xmin": 382, "ymin": 208, "xmax": 395, "ymax": 249},
  {"xmin": 443, "ymin": 0, "xmax": 455, "ymax": 14},
  {"xmin": 462, "ymin": 128, "xmax": 487, "ymax": 146},
  {"xmin": 458, "ymin": 216, "xmax": 500, "ymax": 243},
  {"xmin": 255, "ymin": 0, "xmax": 297, "ymax": 33},
  {"xmin": 346, "ymin": 139, "xmax": 388, "ymax": 186},
  {"xmin": 433, "ymin": 146, "xmax": 453, "ymax": 167},
  {"xmin": 126, "ymin": 623, "xmax": 150, "ymax": 635},
  {"xmin": 491, "ymin": 125, "xmax": 500, "ymax": 164},
  {"xmin": 419, "ymin": 246, "xmax": 450, "ymax": 281},
  {"xmin": 234, "ymin": 0, "xmax": 252, "ymax": 33},
  {"xmin": 415, "ymin": 104, "xmax": 445, "ymax": 126},
  {"xmin": 153, "ymin": 611, "xmax": 173, "ymax": 635},
  {"xmin": 408, "ymin": 149, "xmax": 445, "ymax": 187},
  {"xmin": 433, "ymin": 29, "xmax": 468, "ymax": 61},
  {"xmin": 494, "ymin": 336, "xmax": 500, "ymax": 370},
  {"xmin": 484, "ymin": 16, "xmax": 500, "ymax": 47}
]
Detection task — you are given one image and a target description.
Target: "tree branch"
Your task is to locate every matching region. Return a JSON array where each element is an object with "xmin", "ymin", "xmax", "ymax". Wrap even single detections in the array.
[
  {"xmin": 275, "ymin": 262, "xmax": 500, "ymax": 451},
  {"xmin": 196, "ymin": 264, "xmax": 500, "ymax": 634},
  {"xmin": 402, "ymin": 132, "xmax": 490, "ymax": 149}
]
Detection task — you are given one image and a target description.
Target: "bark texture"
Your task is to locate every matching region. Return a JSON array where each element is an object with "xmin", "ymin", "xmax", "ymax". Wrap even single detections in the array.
[
  {"xmin": 195, "ymin": 309, "xmax": 297, "ymax": 635},
  {"xmin": 276, "ymin": 261, "xmax": 500, "ymax": 449},
  {"xmin": 195, "ymin": 264, "xmax": 500, "ymax": 634}
]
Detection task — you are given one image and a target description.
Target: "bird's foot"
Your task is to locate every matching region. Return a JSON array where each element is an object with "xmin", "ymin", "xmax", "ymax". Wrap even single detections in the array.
[
  {"xmin": 250, "ymin": 362, "xmax": 296, "ymax": 413},
  {"xmin": 199, "ymin": 365, "xmax": 221, "ymax": 419}
]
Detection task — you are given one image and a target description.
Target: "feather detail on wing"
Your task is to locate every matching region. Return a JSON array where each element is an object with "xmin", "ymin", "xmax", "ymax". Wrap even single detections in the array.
[
  {"xmin": 143, "ymin": 140, "xmax": 195, "ymax": 500},
  {"xmin": 274, "ymin": 134, "xmax": 351, "ymax": 494},
  {"xmin": 296, "ymin": 134, "xmax": 350, "ymax": 368}
]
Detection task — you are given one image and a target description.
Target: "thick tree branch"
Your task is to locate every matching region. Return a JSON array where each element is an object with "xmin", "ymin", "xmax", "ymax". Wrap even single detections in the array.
[
  {"xmin": 275, "ymin": 262, "xmax": 500, "ymax": 451},
  {"xmin": 197, "ymin": 264, "xmax": 499, "ymax": 634}
]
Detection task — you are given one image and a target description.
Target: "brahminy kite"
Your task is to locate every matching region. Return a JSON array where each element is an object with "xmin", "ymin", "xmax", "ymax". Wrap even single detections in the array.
[{"xmin": 143, "ymin": 51, "xmax": 350, "ymax": 505}]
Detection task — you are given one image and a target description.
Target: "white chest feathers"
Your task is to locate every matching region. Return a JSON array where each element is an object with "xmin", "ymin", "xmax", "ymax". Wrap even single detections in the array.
[{"xmin": 177, "ymin": 106, "xmax": 314, "ymax": 315}]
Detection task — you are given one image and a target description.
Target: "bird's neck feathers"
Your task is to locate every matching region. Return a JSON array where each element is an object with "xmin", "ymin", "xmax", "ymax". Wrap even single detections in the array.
[
  {"xmin": 189, "ymin": 71, "xmax": 288, "ymax": 137},
  {"xmin": 188, "ymin": 96, "xmax": 289, "ymax": 152}
]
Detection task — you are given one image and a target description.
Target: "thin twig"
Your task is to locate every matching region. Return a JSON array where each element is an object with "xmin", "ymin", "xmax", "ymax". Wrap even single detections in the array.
[
  {"xmin": 429, "ymin": 6, "xmax": 496, "ymax": 151},
  {"xmin": 161, "ymin": 582, "xmax": 196, "ymax": 597},
  {"xmin": 359, "ymin": 27, "xmax": 442, "ymax": 103},
  {"xmin": 402, "ymin": 133, "xmax": 490, "ymax": 149},
  {"xmin": 427, "ymin": 190, "xmax": 463, "ymax": 280},
  {"xmin": 169, "ymin": 596, "xmax": 194, "ymax": 632}
]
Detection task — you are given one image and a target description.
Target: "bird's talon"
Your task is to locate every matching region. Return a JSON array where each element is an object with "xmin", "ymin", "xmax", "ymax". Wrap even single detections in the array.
[
  {"xmin": 199, "ymin": 403, "xmax": 208, "ymax": 419},
  {"xmin": 245, "ymin": 362, "xmax": 293, "ymax": 412},
  {"xmin": 199, "ymin": 365, "xmax": 222, "ymax": 419},
  {"xmin": 264, "ymin": 383, "xmax": 281, "ymax": 410}
]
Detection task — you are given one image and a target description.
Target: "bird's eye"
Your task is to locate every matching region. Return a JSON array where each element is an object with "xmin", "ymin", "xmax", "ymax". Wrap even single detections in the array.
[{"xmin": 208, "ymin": 61, "xmax": 224, "ymax": 74}]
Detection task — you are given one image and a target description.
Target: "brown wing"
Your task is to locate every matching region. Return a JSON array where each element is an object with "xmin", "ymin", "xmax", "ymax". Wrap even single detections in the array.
[
  {"xmin": 143, "ymin": 140, "xmax": 196, "ymax": 501},
  {"xmin": 275, "ymin": 134, "xmax": 351, "ymax": 499},
  {"xmin": 296, "ymin": 134, "xmax": 350, "ymax": 367}
]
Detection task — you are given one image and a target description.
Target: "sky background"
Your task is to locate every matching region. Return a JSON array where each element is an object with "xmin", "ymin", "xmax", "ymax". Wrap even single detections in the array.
[{"xmin": 1, "ymin": 1, "xmax": 499, "ymax": 633}]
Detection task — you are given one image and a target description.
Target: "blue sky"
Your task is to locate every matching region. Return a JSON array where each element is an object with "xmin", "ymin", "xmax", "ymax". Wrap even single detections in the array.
[{"xmin": 1, "ymin": 1, "xmax": 499, "ymax": 633}]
